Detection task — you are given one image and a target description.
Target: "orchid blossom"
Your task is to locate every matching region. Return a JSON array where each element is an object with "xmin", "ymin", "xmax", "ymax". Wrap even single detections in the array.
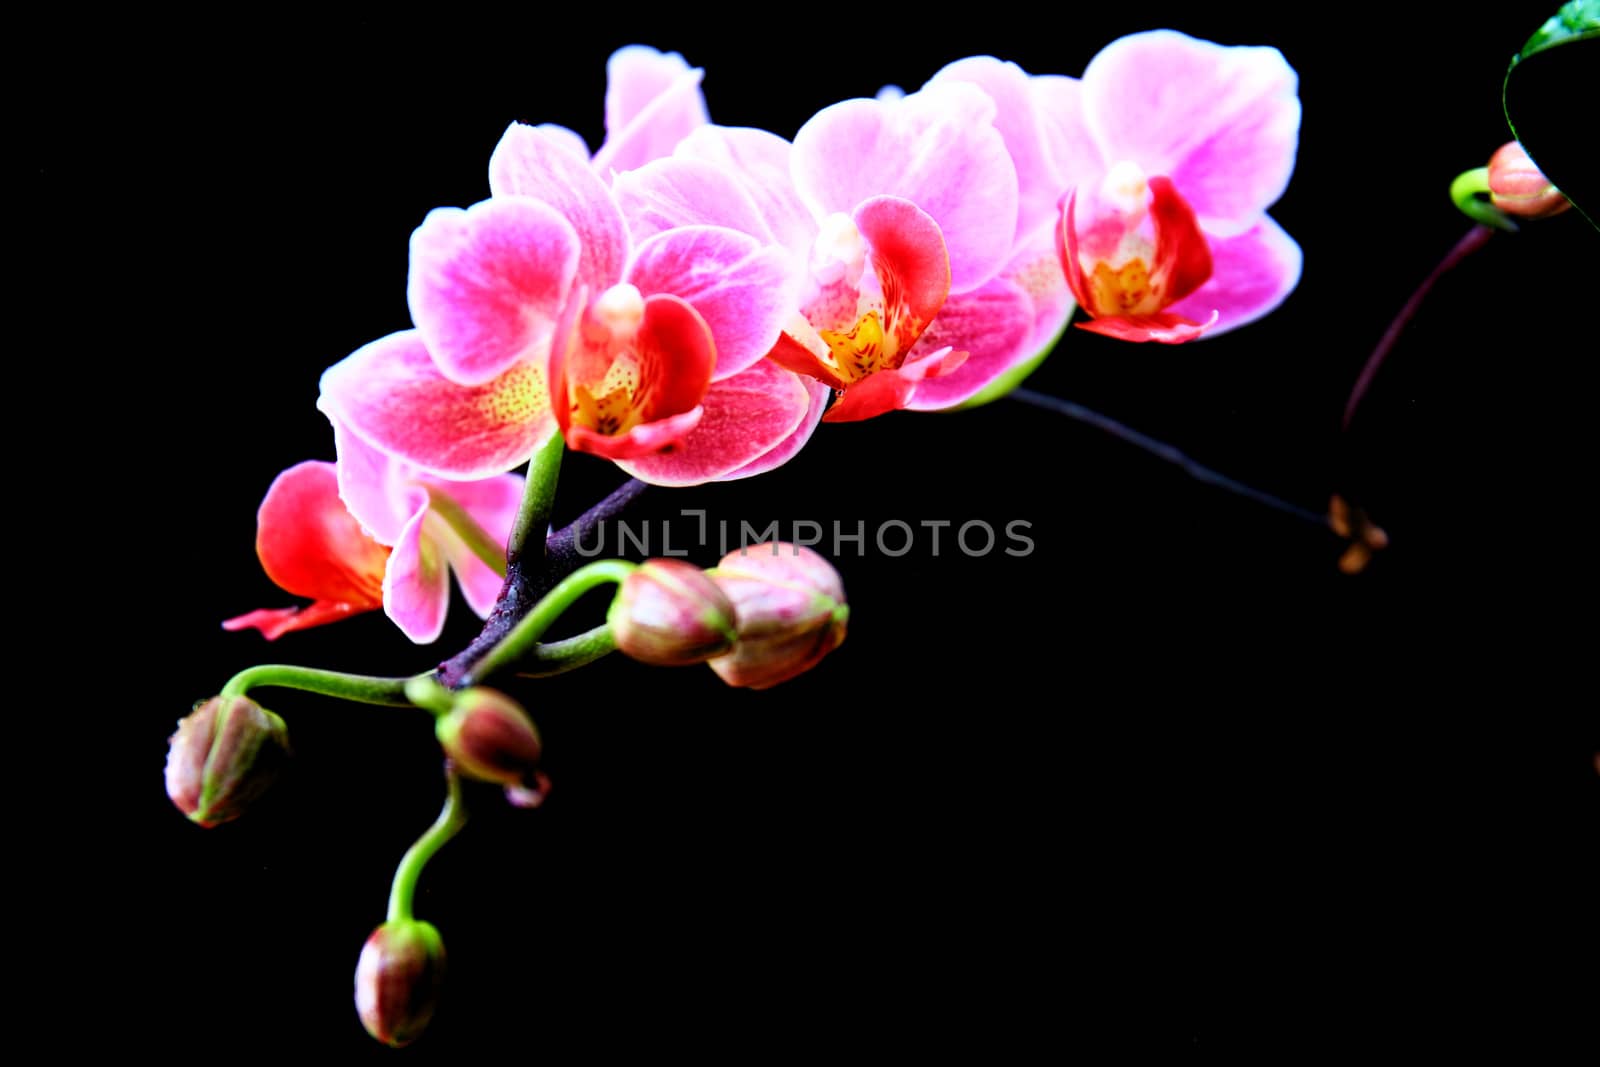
[
  {"xmin": 1049, "ymin": 30, "xmax": 1303, "ymax": 343},
  {"xmin": 222, "ymin": 433, "xmax": 524, "ymax": 644},
  {"xmin": 613, "ymin": 78, "xmax": 1077, "ymax": 420}
]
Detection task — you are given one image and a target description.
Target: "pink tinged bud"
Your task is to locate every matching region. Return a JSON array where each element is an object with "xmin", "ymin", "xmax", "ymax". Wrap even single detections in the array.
[
  {"xmin": 706, "ymin": 543, "xmax": 849, "ymax": 690},
  {"xmin": 434, "ymin": 688, "xmax": 545, "ymax": 796},
  {"xmin": 608, "ymin": 559, "xmax": 739, "ymax": 666},
  {"xmin": 164, "ymin": 695, "xmax": 291, "ymax": 828},
  {"xmin": 1487, "ymin": 141, "xmax": 1571, "ymax": 219},
  {"xmin": 355, "ymin": 919, "xmax": 446, "ymax": 1048}
]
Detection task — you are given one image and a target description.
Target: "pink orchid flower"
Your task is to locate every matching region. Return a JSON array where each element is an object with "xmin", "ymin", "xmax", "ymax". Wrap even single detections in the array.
[
  {"xmin": 1049, "ymin": 30, "xmax": 1303, "ymax": 343},
  {"xmin": 319, "ymin": 119, "xmax": 817, "ymax": 488},
  {"xmin": 614, "ymin": 78, "xmax": 1076, "ymax": 421},
  {"xmin": 537, "ymin": 45, "xmax": 711, "ymax": 175},
  {"xmin": 222, "ymin": 429, "xmax": 524, "ymax": 644}
]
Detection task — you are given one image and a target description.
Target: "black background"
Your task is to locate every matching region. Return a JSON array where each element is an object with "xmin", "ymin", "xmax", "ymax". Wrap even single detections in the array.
[{"xmin": 31, "ymin": 4, "xmax": 1596, "ymax": 1056}]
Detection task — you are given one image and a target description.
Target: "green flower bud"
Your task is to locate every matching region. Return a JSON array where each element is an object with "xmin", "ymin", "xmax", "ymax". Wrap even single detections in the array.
[
  {"xmin": 607, "ymin": 558, "xmax": 739, "ymax": 666},
  {"xmin": 355, "ymin": 919, "xmax": 446, "ymax": 1047},
  {"xmin": 164, "ymin": 694, "xmax": 291, "ymax": 827}
]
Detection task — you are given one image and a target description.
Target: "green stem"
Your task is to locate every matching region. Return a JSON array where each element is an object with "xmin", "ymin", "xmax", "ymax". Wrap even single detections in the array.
[
  {"xmin": 1450, "ymin": 167, "xmax": 1520, "ymax": 232},
  {"xmin": 459, "ymin": 560, "xmax": 636, "ymax": 686},
  {"xmin": 514, "ymin": 624, "xmax": 619, "ymax": 678},
  {"xmin": 387, "ymin": 769, "xmax": 467, "ymax": 924},
  {"xmin": 507, "ymin": 433, "xmax": 565, "ymax": 566},
  {"xmin": 219, "ymin": 665, "xmax": 421, "ymax": 706},
  {"xmin": 402, "ymin": 674, "xmax": 457, "ymax": 716},
  {"xmin": 423, "ymin": 488, "xmax": 507, "ymax": 578}
]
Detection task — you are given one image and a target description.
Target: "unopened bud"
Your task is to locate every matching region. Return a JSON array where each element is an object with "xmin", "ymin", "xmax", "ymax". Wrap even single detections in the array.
[
  {"xmin": 1488, "ymin": 141, "xmax": 1571, "ymax": 220},
  {"xmin": 706, "ymin": 543, "xmax": 849, "ymax": 690},
  {"xmin": 434, "ymin": 688, "xmax": 546, "ymax": 802},
  {"xmin": 165, "ymin": 694, "xmax": 290, "ymax": 827},
  {"xmin": 355, "ymin": 919, "xmax": 446, "ymax": 1047},
  {"xmin": 608, "ymin": 558, "xmax": 739, "ymax": 666}
]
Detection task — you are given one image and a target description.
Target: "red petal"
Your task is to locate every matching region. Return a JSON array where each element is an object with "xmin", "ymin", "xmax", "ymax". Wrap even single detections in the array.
[
  {"xmin": 1147, "ymin": 176, "xmax": 1212, "ymax": 306},
  {"xmin": 253, "ymin": 461, "xmax": 388, "ymax": 606},
  {"xmin": 634, "ymin": 293, "xmax": 715, "ymax": 424},
  {"xmin": 1074, "ymin": 310, "xmax": 1219, "ymax": 344}
]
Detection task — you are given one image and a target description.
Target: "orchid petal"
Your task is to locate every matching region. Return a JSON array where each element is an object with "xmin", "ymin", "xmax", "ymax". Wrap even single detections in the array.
[
  {"xmin": 721, "ymin": 377, "xmax": 832, "ymax": 481},
  {"xmin": 593, "ymin": 46, "xmax": 709, "ymax": 175},
  {"xmin": 792, "ymin": 82, "xmax": 1018, "ymax": 292},
  {"xmin": 533, "ymin": 123, "xmax": 592, "ymax": 160},
  {"xmin": 329, "ymin": 415, "xmax": 406, "ymax": 545},
  {"xmin": 633, "ymin": 293, "xmax": 715, "ymax": 423},
  {"xmin": 1081, "ymin": 30, "xmax": 1300, "ymax": 234},
  {"xmin": 421, "ymin": 470, "xmax": 523, "ymax": 617},
  {"xmin": 407, "ymin": 198, "xmax": 580, "ymax": 387},
  {"xmin": 1147, "ymin": 176, "xmax": 1213, "ymax": 307},
  {"xmin": 822, "ymin": 346, "xmax": 965, "ymax": 423},
  {"xmin": 1163, "ymin": 216, "xmax": 1302, "ymax": 338},
  {"xmin": 629, "ymin": 226, "xmax": 800, "ymax": 380},
  {"xmin": 1076, "ymin": 310, "xmax": 1218, "ymax": 344},
  {"xmin": 567, "ymin": 406, "xmax": 704, "ymax": 461},
  {"xmin": 901, "ymin": 277, "xmax": 1036, "ymax": 410},
  {"xmin": 612, "ymin": 158, "xmax": 776, "ymax": 246},
  {"xmin": 1028, "ymin": 74, "xmax": 1105, "ymax": 201},
  {"xmin": 383, "ymin": 503, "xmax": 449, "ymax": 645},
  {"xmin": 854, "ymin": 196, "xmax": 950, "ymax": 353},
  {"xmin": 221, "ymin": 601, "xmax": 373, "ymax": 641},
  {"xmin": 674, "ymin": 126, "xmax": 816, "ymax": 260},
  {"xmin": 928, "ymin": 57, "xmax": 1072, "ymax": 245},
  {"xmin": 249, "ymin": 461, "xmax": 388, "ymax": 607},
  {"xmin": 437, "ymin": 523, "xmax": 507, "ymax": 619},
  {"xmin": 319, "ymin": 330, "xmax": 554, "ymax": 481},
  {"xmin": 616, "ymin": 360, "xmax": 811, "ymax": 486},
  {"xmin": 489, "ymin": 123, "xmax": 629, "ymax": 293}
]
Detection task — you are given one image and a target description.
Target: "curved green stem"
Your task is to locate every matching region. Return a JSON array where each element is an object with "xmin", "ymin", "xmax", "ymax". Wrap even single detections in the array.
[
  {"xmin": 1451, "ymin": 167, "xmax": 1520, "ymax": 232},
  {"xmin": 460, "ymin": 560, "xmax": 636, "ymax": 686},
  {"xmin": 507, "ymin": 433, "xmax": 565, "ymax": 566},
  {"xmin": 387, "ymin": 769, "xmax": 467, "ymax": 924},
  {"xmin": 219, "ymin": 664, "xmax": 421, "ymax": 706},
  {"xmin": 403, "ymin": 674, "xmax": 457, "ymax": 716},
  {"xmin": 514, "ymin": 624, "xmax": 619, "ymax": 678}
]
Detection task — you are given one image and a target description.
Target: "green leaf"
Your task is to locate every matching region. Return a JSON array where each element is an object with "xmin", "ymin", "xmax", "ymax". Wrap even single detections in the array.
[{"xmin": 1504, "ymin": 2, "xmax": 1600, "ymax": 230}]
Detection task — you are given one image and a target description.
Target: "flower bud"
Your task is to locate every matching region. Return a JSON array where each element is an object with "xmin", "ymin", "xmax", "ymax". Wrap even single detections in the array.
[
  {"xmin": 608, "ymin": 558, "xmax": 739, "ymax": 666},
  {"xmin": 355, "ymin": 919, "xmax": 446, "ymax": 1047},
  {"xmin": 1487, "ymin": 141, "xmax": 1571, "ymax": 220},
  {"xmin": 706, "ymin": 543, "xmax": 849, "ymax": 690},
  {"xmin": 435, "ymin": 687, "xmax": 545, "ymax": 798},
  {"xmin": 164, "ymin": 694, "xmax": 291, "ymax": 827}
]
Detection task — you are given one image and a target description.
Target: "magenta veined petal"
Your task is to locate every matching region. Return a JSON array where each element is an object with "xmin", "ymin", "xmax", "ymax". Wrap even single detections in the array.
[
  {"xmin": 792, "ymin": 82, "xmax": 1018, "ymax": 292},
  {"xmin": 319, "ymin": 330, "xmax": 554, "ymax": 481},
  {"xmin": 901, "ymin": 276, "xmax": 1036, "ymax": 411},
  {"xmin": 489, "ymin": 123, "xmax": 630, "ymax": 295},
  {"xmin": 1163, "ymin": 216, "xmax": 1302, "ymax": 338},
  {"xmin": 854, "ymin": 196, "xmax": 951, "ymax": 352},
  {"xmin": 720, "ymin": 377, "xmax": 832, "ymax": 482},
  {"xmin": 673, "ymin": 126, "xmax": 816, "ymax": 261},
  {"xmin": 407, "ymin": 197, "xmax": 581, "ymax": 387},
  {"xmin": 628, "ymin": 225, "xmax": 801, "ymax": 381},
  {"xmin": 1080, "ymin": 30, "xmax": 1300, "ymax": 235},
  {"xmin": 612, "ymin": 158, "xmax": 777, "ymax": 247},
  {"xmin": 434, "ymin": 520, "xmax": 507, "ymax": 619},
  {"xmin": 329, "ymin": 415, "xmax": 406, "ymax": 545},
  {"xmin": 593, "ymin": 46, "xmax": 709, "ymax": 175},
  {"xmin": 928, "ymin": 57, "xmax": 1072, "ymax": 247},
  {"xmin": 383, "ymin": 503, "xmax": 450, "ymax": 645},
  {"xmin": 616, "ymin": 360, "xmax": 812, "ymax": 486}
]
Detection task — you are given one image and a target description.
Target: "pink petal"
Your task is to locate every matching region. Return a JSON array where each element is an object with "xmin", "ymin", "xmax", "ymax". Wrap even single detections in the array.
[
  {"xmin": 628, "ymin": 225, "xmax": 801, "ymax": 380},
  {"xmin": 532, "ymin": 123, "xmax": 593, "ymax": 160},
  {"xmin": 330, "ymin": 414, "xmax": 406, "ymax": 544},
  {"xmin": 674, "ymin": 126, "xmax": 816, "ymax": 260},
  {"xmin": 407, "ymin": 198, "xmax": 581, "ymax": 387},
  {"xmin": 438, "ymin": 525, "xmax": 508, "ymax": 619},
  {"xmin": 383, "ymin": 504, "xmax": 449, "ymax": 644},
  {"xmin": 488, "ymin": 123, "xmax": 630, "ymax": 294},
  {"xmin": 319, "ymin": 330, "xmax": 554, "ymax": 481},
  {"xmin": 901, "ymin": 277, "xmax": 1036, "ymax": 410},
  {"xmin": 927, "ymin": 57, "xmax": 1071, "ymax": 245},
  {"xmin": 593, "ymin": 46, "xmax": 709, "ymax": 175},
  {"xmin": 1028, "ymin": 74, "xmax": 1106, "ymax": 201},
  {"xmin": 721, "ymin": 377, "xmax": 832, "ymax": 481},
  {"xmin": 612, "ymin": 158, "xmax": 776, "ymax": 246},
  {"xmin": 568, "ymin": 406, "xmax": 704, "ymax": 461},
  {"xmin": 1081, "ymin": 30, "xmax": 1300, "ymax": 235},
  {"xmin": 1163, "ymin": 216, "xmax": 1302, "ymax": 338},
  {"xmin": 616, "ymin": 360, "xmax": 811, "ymax": 486},
  {"xmin": 420, "ymin": 470, "xmax": 524, "ymax": 617},
  {"xmin": 791, "ymin": 82, "xmax": 1018, "ymax": 292}
]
